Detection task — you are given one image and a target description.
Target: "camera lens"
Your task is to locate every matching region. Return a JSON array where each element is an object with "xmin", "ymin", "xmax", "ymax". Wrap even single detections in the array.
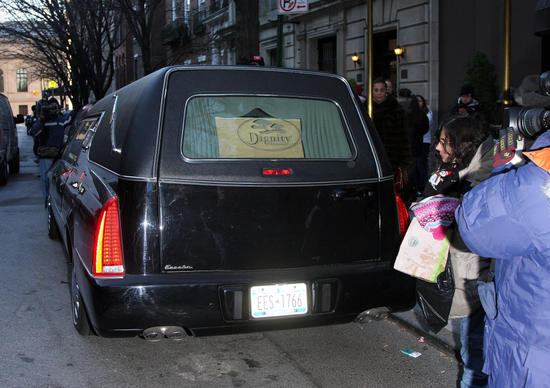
[{"xmin": 516, "ymin": 108, "xmax": 550, "ymax": 138}]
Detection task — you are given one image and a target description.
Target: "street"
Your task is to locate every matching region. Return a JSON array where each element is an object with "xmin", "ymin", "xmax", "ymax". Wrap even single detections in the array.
[{"xmin": 0, "ymin": 125, "xmax": 459, "ymax": 388}]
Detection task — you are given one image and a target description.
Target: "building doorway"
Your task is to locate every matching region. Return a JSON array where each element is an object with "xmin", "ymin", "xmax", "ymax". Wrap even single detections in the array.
[
  {"xmin": 266, "ymin": 48, "xmax": 277, "ymax": 67},
  {"xmin": 318, "ymin": 36, "xmax": 337, "ymax": 74},
  {"xmin": 373, "ymin": 29, "xmax": 397, "ymax": 94}
]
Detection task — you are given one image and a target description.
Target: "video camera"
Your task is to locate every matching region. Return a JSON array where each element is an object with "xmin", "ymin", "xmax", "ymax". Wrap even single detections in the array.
[
  {"xmin": 503, "ymin": 70, "xmax": 550, "ymax": 139},
  {"xmin": 35, "ymin": 97, "xmax": 59, "ymax": 119}
]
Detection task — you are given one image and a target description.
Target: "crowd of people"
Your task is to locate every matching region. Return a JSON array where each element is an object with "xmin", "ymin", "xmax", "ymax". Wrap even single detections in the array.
[{"xmin": 359, "ymin": 74, "xmax": 550, "ymax": 387}]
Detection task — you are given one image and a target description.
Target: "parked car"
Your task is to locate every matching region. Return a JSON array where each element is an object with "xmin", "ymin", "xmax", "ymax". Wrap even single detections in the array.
[
  {"xmin": 47, "ymin": 66, "xmax": 415, "ymax": 339},
  {"xmin": 0, "ymin": 93, "xmax": 20, "ymax": 185}
]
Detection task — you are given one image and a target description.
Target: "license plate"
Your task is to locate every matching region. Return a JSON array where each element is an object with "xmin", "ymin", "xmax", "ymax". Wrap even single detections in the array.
[{"xmin": 250, "ymin": 283, "xmax": 308, "ymax": 319}]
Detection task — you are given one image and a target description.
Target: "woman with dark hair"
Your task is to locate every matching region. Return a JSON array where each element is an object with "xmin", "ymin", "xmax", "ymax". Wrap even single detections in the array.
[
  {"xmin": 417, "ymin": 115, "xmax": 494, "ymax": 388},
  {"xmin": 423, "ymin": 115, "xmax": 491, "ymax": 197}
]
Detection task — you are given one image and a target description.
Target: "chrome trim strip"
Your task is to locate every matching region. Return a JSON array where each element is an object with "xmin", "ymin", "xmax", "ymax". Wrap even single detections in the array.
[
  {"xmin": 110, "ymin": 94, "xmax": 121, "ymax": 154},
  {"xmin": 154, "ymin": 71, "xmax": 172, "ymax": 180},
  {"xmin": 157, "ymin": 176, "xmax": 393, "ymax": 187},
  {"xmin": 88, "ymin": 160, "xmax": 157, "ymax": 183},
  {"xmin": 89, "ymin": 158, "xmax": 392, "ymax": 186}
]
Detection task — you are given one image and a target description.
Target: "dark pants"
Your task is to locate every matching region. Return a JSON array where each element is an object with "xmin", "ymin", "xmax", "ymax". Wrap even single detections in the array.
[{"xmin": 460, "ymin": 308, "xmax": 488, "ymax": 388}]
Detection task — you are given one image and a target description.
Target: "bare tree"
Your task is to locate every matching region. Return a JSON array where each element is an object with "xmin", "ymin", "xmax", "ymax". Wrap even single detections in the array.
[
  {"xmin": 115, "ymin": 0, "xmax": 164, "ymax": 75},
  {"xmin": 0, "ymin": 0, "xmax": 120, "ymax": 109}
]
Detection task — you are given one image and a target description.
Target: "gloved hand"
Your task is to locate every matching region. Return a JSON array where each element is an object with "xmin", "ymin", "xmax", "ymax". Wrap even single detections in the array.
[{"xmin": 492, "ymin": 128, "xmax": 525, "ymax": 168}]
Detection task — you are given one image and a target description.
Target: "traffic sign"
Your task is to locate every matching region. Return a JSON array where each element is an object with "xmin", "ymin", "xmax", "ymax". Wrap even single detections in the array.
[{"xmin": 278, "ymin": 0, "xmax": 308, "ymax": 14}]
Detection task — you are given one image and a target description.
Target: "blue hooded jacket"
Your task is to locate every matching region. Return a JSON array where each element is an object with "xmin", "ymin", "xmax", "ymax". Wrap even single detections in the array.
[{"xmin": 456, "ymin": 129, "xmax": 550, "ymax": 387}]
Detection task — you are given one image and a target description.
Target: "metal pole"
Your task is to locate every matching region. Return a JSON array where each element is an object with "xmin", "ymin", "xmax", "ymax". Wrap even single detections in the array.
[
  {"xmin": 367, "ymin": 0, "xmax": 373, "ymax": 117},
  {"xmin": 277, "ymin": 14, "xmax": 284, "ymax": 67},
  {"xmin": 503, "ymin": 0, "xmax": 511, "ymax": 105},
  {"xmin": 395, "ymin": 55, "xmax": 399, "ymax": 95}
]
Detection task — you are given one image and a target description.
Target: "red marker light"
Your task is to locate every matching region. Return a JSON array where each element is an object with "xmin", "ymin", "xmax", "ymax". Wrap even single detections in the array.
[{"xmin": 262, "ymin": 168, "xmax": 292, "ymax": 176}]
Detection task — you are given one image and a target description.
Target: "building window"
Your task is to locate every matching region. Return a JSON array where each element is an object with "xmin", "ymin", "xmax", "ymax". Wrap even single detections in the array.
[
  {"xmin": 0, "ymin": 69, "xmax": 4, "ymax": 92},
  {"xmin": 184, "ymin": 0, "xmax": 190, "ymax": 26},
  {"xmin": 19, "ymin": 105, "xmax": 28, "ymax": 115},
  {"xmin": 16, "ymin": 68, "xmax": 28, "ymax": 92}
]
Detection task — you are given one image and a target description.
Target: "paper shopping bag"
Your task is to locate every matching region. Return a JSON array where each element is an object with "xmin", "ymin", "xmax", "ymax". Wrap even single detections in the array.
[{"xmin": 393, "ymin": 217, "xmax": 451, "ymax": 283}]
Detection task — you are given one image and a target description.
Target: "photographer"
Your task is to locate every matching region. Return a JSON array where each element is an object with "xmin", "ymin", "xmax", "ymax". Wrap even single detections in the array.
[
  {"xmin": 30, "ymin": 97, "xmax": 71, "ymax": 207},
  {"xmin": 455, "ymin": 72, "xmax": 550, "ymax": 387}
]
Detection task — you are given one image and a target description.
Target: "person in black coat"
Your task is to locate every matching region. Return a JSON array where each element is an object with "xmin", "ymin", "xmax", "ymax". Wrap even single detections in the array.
[
  {"xmin": 398, "ymin": 88, "xmax": 429, "ymax": 197},
  {"xmin": 371, "ymin": 78, "xmax": 412, "ymax": 198}
]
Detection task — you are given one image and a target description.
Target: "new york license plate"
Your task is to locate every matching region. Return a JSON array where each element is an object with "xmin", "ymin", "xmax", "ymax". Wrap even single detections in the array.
[{"xmin": 250, "ymin": 283, "xmax": 308, "ymax": 319}]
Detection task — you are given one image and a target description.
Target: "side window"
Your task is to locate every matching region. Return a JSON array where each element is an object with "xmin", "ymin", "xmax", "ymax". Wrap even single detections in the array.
[{"xmin": 64, "ymin": 115, "xmax": 101, "ymax": 164}]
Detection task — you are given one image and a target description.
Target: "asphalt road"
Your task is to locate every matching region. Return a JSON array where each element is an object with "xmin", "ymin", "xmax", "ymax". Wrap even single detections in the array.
[{"xmin": 0, "ymin": 125, "xmax": 459, "ymax": 387}]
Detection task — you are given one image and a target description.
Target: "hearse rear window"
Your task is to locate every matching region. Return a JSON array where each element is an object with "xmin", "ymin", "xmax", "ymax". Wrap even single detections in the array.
[{"xmin": 182, "ymin": 96, "xmax": 353, "ymax": 159}]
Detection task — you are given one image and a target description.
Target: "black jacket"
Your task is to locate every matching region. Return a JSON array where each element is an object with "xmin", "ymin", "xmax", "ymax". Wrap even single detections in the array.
[
  {"xmin": 400, "ymin": 97, "xmax": 429, "ymax": 157},
  {"xmin": 372, "ymin": 96, "xmax": 412, "ymax": 173}
]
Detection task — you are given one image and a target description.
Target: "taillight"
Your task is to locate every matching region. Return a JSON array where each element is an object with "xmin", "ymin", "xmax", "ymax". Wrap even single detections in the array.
[
  {"xmin": 395, "ymin": 194, "xmax": 410, "ymax": 239},
  {"xmin": 93, "ymin": 197, "xmax": 124, "ymax": 277},
  {"xmin": 262, "ymin": 168, "xmax": 292, "ymax": 176}
]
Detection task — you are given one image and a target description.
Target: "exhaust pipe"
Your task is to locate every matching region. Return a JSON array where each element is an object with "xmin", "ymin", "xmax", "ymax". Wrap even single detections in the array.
[
  {"xmin": 142, "ymin": 326, "xmax": 187, "ymax": 341},
  {"xmin": 354, "ymin": 307, "xmax": 391, "ymax": 324}
]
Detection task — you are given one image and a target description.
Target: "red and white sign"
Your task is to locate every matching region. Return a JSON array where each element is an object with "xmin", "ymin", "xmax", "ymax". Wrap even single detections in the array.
[{"xmin": 278, "ymin": 0, "xmax": 308, "ymax": 14}]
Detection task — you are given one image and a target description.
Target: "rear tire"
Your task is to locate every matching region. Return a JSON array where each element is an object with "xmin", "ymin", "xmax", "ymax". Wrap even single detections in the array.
[
  {"xmin": 0, "ymin": 160, "xmax": 8, "ymax": 186},
  {"xmin": 47, "ymin": 199, "xmax": 59, "ymax": 240},
  {"xmin": 8, "ymin": 148, "xmax": 20, "ymax": 174},
  {"xmin": 71, "ymin": 264, "xmax": 91, "ymax": 336}
]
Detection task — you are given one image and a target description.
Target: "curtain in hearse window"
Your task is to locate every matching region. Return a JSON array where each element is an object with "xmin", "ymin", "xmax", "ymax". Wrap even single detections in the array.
[{"xmin": 182, "ymin": 96, "xmax": 353, "ymax": 159}]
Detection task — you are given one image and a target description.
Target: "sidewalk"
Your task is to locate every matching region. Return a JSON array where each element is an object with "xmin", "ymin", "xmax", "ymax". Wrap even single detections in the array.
[{"xmin": 390, "ymin": 304, "xmax": 461, "ymax": 353}]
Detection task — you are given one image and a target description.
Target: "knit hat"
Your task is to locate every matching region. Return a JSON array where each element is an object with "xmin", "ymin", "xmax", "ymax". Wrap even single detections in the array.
[
  {"xmin": 460, "ymin": 84, "xmax": 474, "ymax": 97},
  {"xmin": 410, "ymin": 195, "xmax": 461, "ymax": 240}
]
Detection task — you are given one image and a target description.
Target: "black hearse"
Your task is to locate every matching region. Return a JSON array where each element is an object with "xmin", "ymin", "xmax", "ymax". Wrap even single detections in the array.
[{"xmin": 47, "ymin": 66, "xmax": 414, "ymax": 339}]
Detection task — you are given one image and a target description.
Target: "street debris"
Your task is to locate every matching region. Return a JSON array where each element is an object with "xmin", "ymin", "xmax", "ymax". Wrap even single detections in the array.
[
  {"xmin": 400, "ymin": 349, "xmax": 422, "ymax": 358},
  {"xmin": 417, "ymin": 336, "xmax": 425, "ymax": 343}
]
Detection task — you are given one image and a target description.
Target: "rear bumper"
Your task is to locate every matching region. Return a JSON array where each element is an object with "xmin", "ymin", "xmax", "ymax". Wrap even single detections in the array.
[{"xmin": 75, "ymin": 260, "xmax": 415, "ymax": 337}]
